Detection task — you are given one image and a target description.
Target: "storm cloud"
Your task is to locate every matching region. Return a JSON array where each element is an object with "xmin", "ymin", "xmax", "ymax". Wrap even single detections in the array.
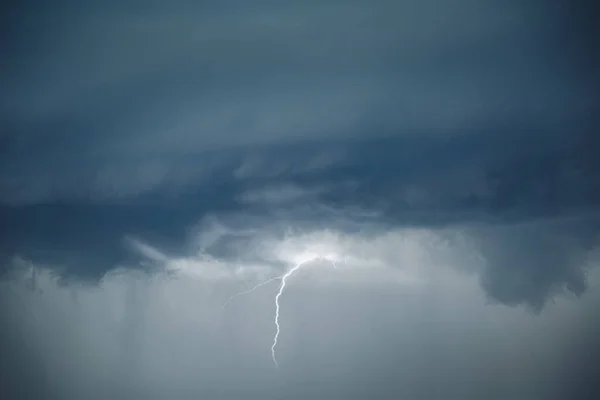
[{"xmin": 1, "ymin": 0, "xmax": 599, "ymax": 399}]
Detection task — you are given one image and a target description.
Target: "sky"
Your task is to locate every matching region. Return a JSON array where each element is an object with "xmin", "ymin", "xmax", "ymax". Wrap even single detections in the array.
[{"xmin": 0, "ymin": 1, "xmax": 599, "ymax": 399}]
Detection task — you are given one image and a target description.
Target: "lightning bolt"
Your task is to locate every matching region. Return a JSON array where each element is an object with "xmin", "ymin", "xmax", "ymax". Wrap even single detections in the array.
[
  {"xmin": 223, "ymin": 255, "xmax": 342, "ymax": 369},
  {"xmin": 271, "ymin": 256, "xmax": 341, "ymax": 368},
  {"xmin": 270, "ymin": 259, "xmax": 312, "ymax": 368}
]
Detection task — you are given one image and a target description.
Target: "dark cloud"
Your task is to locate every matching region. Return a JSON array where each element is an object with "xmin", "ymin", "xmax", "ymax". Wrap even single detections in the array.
[
  {"xmin": 1, "ymin": 131, "xmax": 597, "ymax": 309},
  {"xmin": 473, "ymin": 217, "xmax": 598, "ymax": 311},
  {"xmin": 1, "ymin": 0, "xmax": 599, "ymax": 398}
]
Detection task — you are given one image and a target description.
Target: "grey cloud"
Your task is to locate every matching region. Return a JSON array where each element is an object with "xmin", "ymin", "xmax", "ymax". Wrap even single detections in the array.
[
  {"xmin": 1, "ymin": 1, "xmax": 599, "ymax": 398},
  {"xmin": 1, "ymin": 1, "xmax": 596, "ymax": 209},
  {"xmin": 469, "ymin": 216, "xmax": 599, "ymax": 311},
  {"xmin": 1, "ymin": 252, "xmax": 600, "ymax": 399},
  {"xmin": 2, "ymin": 1, "xmax": 595, "ymax": 147},
  {"xmin": 1, "ymin": 131, "xmax": 598, "ymax": 310}
]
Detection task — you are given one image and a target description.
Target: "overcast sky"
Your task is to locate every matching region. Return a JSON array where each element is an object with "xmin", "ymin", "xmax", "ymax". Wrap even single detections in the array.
[{"xmin": 1, "ymin": 1, "xmax": 599, "ymax": 399}]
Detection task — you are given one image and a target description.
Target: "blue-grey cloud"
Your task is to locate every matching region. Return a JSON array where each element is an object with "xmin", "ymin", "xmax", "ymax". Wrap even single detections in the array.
[
  {"xmin": 1, "ymin": 1, "xmax": 599, "ymax": 398},
  {"xmin": 1, "ymin": 0, "xmax": 598, "ymax": 304},
  {"xmin": 1, "ymin": 131, "xmax": 597, "ymax": 307}
]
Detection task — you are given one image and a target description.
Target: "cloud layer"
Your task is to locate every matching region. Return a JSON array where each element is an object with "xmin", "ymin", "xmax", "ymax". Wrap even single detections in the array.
[
  {"xmin": 1, "ymin": 0, "xmax": 598, "ymax": 398},
  {"xmin": 2, "ymin": 228, "xmax": 599, "ymax": 399}
]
